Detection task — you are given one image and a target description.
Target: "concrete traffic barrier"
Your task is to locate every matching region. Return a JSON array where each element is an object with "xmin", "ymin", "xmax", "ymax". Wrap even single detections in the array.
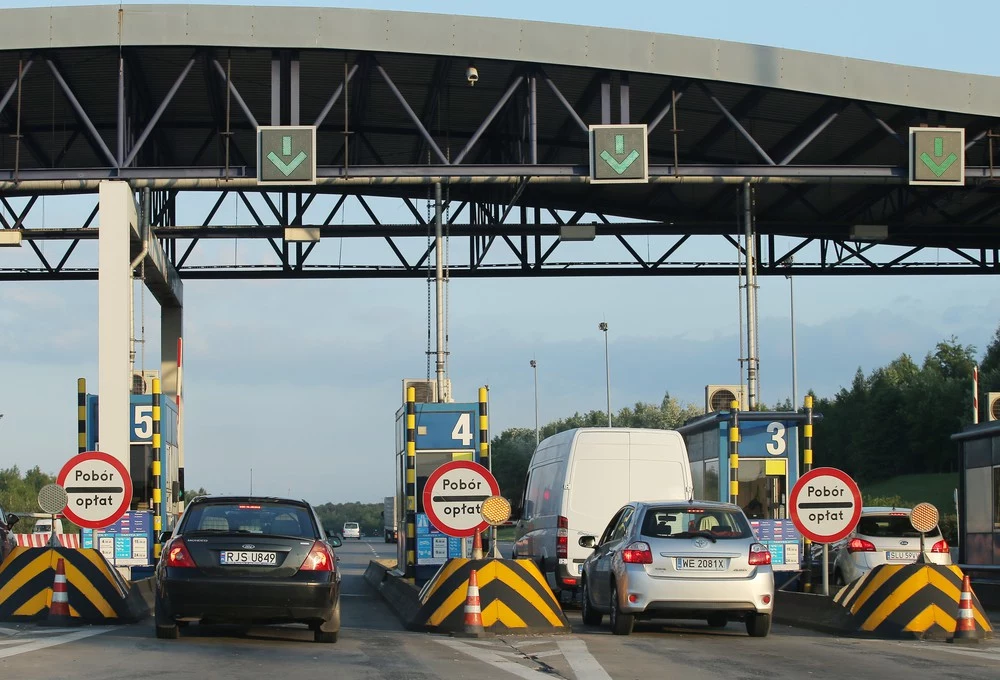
[
  {"xmin": 363, "ymin": 561, "xmax": 423, "ymax": 628},
  {"xmin": 0, "ymin": 547, "xmax": 151, "ymax": 623}
]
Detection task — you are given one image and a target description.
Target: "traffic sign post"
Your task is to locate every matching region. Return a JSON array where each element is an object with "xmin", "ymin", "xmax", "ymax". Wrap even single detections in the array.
[
  {"xmin": 257, "ymin": 126, "xmax": 317, "ymax": 185},
  {"xmin": 422, "ymin": 461, "xmax": 500, "ymax": 539},
  {"xmin": 789, "ymin": 467, "xmax": 862, "ymax": 596},
  {"xmin": 37, "ymin": 483, "xmax": 68, "ymax": 547},
  {"xmin": 909, "ymin": 127, "xmax": 965, "ymax": 186},
  {"xmin": 56, "ymin": 451, "xmax": 133, "ymax": 530},
  {"xmin": 589, "ymin": 124, "xmax": 648, "ymax": 184}
]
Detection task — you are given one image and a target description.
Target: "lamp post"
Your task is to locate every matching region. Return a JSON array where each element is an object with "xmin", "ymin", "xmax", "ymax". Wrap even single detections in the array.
[
  {"xmin": 599, "ymin": 322, "xmax": 611, "ymax": 427},
  {"xmin": 530, "ymin": 359, "xmax": 539, "ymax": 445},
  {"xmin": 785, "ymin": 258, "xmax": 798, "ymax": 410}
]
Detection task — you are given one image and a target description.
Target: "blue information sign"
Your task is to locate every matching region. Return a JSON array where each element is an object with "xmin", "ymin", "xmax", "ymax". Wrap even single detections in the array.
[
  {"xmin": 751, "ymin": 519, "xmax": 801, "ymax": 572},
  {"xmin": 82, "ymin": 510, "xmax": 154, "ymax": 566},
  {"xmin": 414, "ymin": 404, "xmax": 478, "ymax": 451}
]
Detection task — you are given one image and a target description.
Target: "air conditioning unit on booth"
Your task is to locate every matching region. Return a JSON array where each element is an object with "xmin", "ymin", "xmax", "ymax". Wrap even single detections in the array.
[
  {"xmin": 132, "ymin": 370, "xmax": 160, "ymax": 395},
  {"xmin": 705, "ymin": 385, "xmax": 746, "ymax": 412},
  {"xmin": 988, "ymin": 392, "xmax": 1000, "ymax": 421},
  {"xmin": 401, "ymin": 378, "xmax": 453, "ymax": 404}
]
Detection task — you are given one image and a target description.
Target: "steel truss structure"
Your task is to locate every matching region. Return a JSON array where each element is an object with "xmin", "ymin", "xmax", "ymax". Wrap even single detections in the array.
[{"xmin": 2, "ymin": 5, "xmax": 1000, "ymax": 279}]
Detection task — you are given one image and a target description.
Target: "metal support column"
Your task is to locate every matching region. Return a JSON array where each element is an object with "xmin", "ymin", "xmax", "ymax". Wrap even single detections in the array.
[
  {"xmin": 152, "ymin": 378, "xmax": 162, "ymax": 559},
  {"xmin": 434, "ymin": 182, "xmax": 446, "ymax": 401},
  {"xmin": 729, "ymin": 403, "xmax": 740, "ymax": 505},
  {"xmin": 405, "ymin": 387, "xmax": 416, "ymax": 578},
  {"xmin": 803, "ymin": 394, "xmax": 814, "ymax": 592},
  {"xmin": 77, "ymin": 378, "xmax": 87, "ymax": 454},
  {"xmin": 744, "ymin": 182, "xmax": 759, "ymax": 409}
]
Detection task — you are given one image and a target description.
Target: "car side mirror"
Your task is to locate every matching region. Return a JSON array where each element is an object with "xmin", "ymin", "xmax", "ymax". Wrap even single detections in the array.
[
  {"xmin": 6, "ymin": 514, "xmax": 18, "ymax": 528},
  {"xmin": 158, "ymin": 531, "xmax": 172, "ymax": 544},
  {"xmin": 578, "ymin": 535, "xmax": 597, "ymax": 549},
  {"xmin": 328, "ymin": 536, "xmax": 343, "ymax": 548},
  {"xmin": 509, "ymin": 500, "xmax": 523, "ymax": 522}
]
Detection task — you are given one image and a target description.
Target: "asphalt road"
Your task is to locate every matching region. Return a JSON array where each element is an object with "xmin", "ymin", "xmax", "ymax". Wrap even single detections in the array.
[{"xmin": 1, "ymin": 538, "xmax": 998, "ymax": 680}]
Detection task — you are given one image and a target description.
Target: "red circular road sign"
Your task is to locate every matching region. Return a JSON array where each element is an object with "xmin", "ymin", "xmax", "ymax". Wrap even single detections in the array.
[
  {"xmin": 57, "ymin": 451, "xmax": 133, "ymax": 530},
  {"xmin": 789, "ymin": 467, "xmax": 862, "ymax": 544},
  {"xmin": 422, "ymin": 460, "xmax": 500, "ymax": 538}
]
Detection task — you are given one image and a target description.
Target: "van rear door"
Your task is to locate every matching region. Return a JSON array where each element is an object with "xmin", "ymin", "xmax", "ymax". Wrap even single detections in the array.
[{"xmin": 628, "ymin": 430, "xmax": 692, "ymax": 502}]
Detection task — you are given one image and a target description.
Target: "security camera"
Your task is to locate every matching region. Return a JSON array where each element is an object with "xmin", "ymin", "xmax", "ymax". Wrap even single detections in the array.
[{"xmin": 466, "ymin": 65, "xmax": 479, "ymax": 86}]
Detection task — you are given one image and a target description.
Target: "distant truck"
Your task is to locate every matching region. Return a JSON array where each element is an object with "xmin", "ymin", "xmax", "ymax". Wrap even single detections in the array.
[{"xmin": 383, "ymin": 496, "xmax": 398, "ymax": 543}]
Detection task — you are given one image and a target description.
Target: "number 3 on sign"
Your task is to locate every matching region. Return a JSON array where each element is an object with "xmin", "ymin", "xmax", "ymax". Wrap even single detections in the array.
[
  {"xmin": 766, "ymin": 422, "xmax": 786, "ymax": 456},
  {"xmin": 451, "ymin": 413, "xmax": 474, "ymax": 446}
]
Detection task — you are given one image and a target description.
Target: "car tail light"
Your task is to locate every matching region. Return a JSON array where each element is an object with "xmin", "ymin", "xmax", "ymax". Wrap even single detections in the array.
[
  {"xmin": 931, "ymin": 539, "xmax": 950, "ymax": 553},
  {"xmin": 300, "ymin": 541, "xmax": 334, "ymax": 571},
  {"xmin": 166, "ymin": 539, "xmax": 196, "ymax": 568},
  {"xmin": 748, "ymin": 543, "xmax": 772, "ymax": 566},
  {"xmin": 556, "ymin": 516, "xmax": 568, "ymax": 560},
  {"xmin": 847, "ymin": 538, "xmax": 876, "ymax": 553},
  {"xmin": 621, "ymin": 541, "xmax": 653, "ymax": 564}
]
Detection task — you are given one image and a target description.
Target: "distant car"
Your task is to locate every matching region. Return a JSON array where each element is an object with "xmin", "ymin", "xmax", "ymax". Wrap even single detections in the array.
[
  {"xmin": 832, "ymin": 507, "xmax": 951, "ymax": 585},
  {"xmin": 0, "ymin": 505, "xmax": 18, "ymax": 561},
  {"xmin": 579, "ymin": 500, "xmax": 774, "ymax": 637},
  {"xmin": 33, "ymin": 518, "xmax": 64, "ymax": 535},
  {"xmin": 154, "ymin": 495, "xmax": 342, "ymax": 643},
  {"xmin": 342, "ymin": 522, "xmax": 360, "ymax": 540}
]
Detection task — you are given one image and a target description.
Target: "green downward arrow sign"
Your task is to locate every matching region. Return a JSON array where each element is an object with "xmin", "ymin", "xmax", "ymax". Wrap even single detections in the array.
[
  {"xmin": 919, "ymin": 137, "xmax": 958, "ymax": 177},
  {"xmin": 600, "ymin": 134, "xmax": 640, "ymax": 175},
  {"xmin": 267, "ymin": 135, "xmax": 308, "ymax": 176}
]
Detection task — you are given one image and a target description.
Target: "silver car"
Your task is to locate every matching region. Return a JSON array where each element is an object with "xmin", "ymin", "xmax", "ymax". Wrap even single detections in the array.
[
  {"xmin": 831, "ymin": 507, "xmax": 951, "ymax": 585},
  {"xmin": 579, "ymin": 500, "xmax": 774, "ymax": 637}
]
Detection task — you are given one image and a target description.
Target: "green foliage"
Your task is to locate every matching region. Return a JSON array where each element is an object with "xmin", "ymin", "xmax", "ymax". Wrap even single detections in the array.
[
  {"xmin": 862, "ymin": 473, "xmax": 959, "ymax": 512},
  {"xmin": 0, "ymin": 465, "xmax": 58, "ymax": 516},
  {"xmin": 313, "ymin": 501, "xmax": 384, "ymax": 537}
]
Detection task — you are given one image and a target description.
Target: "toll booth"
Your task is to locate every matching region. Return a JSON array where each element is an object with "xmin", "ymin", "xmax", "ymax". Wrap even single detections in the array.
[
  {"xmin": 952, "ymin": 420, "xmax": 1000, "ymax": 567},
  {"xmin": 394, "ymin": 381, "xmax": 489, "ymax": 584},
  {"xmin": 80, "ymin": 376, "xmax": 181, "ymax": 537},
  {"xmin": 678, "ymin": 410, "xmax": 816, "ymax": 573}
]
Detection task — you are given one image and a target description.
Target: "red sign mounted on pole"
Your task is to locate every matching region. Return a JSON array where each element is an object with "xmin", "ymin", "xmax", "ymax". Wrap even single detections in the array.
[
  {"xmin": 789, "ymin": 467, "xmax": 862, "ymax": 544},
  {"xmin": 422, "ymin": 460, "xmax": 500, "ymax": 538},
  {"xmin": 57, "ymin": 451, "xmax": 132, "ymax": 530}
]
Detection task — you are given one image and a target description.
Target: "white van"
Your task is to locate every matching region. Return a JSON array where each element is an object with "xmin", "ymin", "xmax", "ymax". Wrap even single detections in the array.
[
  {"xmin": 512, "ymin": 428, "xmax": 693, "ymax": 597},
  {"xmin": 33, "ymin": 518, "xmax": 64, "ymax": 535}
]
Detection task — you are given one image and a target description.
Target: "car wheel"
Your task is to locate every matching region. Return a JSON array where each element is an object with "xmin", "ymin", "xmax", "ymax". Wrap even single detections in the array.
[
  {"xmin": 706, "ymin": 613, "xmax": 727, "ymax": 628},
  {"xmin": 745, "ymin": 612, "xmax": 771, "ymax": 638},
  {"xmin": 314, "ymin": 629, "xmax": 338, "ymax": 643},
  {"xmin": 581, "ymin": 579, "xmax": 602, "ymax": 626},
  {"xmin": 609, "ymin": 582, "xmax": 634, "ymax": 636},
  {"xmin": 154, "ymin": 590, "xmax": 179, "ymax": 640}
]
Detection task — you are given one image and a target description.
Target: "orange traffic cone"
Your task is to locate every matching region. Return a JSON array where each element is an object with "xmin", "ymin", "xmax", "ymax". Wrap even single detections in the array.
[
  {"xmin": 453, "ymin": 568, "xmax": 489, "ymax": 637},
  {"xmin": 948, "ymin": 575, "xmax": 982, "ymax": 644},
  {"xmin": 39, "ymin": 558, "xmax": 79, "ymax": 627},
  {"xmin": 471, "ymin": 531, "xmax": 483, "ymax": 560}
]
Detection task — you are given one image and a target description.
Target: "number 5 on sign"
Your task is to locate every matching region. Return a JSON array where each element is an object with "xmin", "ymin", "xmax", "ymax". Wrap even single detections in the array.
[
  {"xmin": 132, "ymin": 405, "xmax": 153, "ymax": 441},
  {"xmin": 451, "ymin": 413, "xmax": 473, "ymax": 446}
]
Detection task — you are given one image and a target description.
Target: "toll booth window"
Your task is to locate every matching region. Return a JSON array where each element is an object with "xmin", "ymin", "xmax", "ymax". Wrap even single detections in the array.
[
  {"xmin": 704, "ymin": 460, "xmax": 720, "ymax": 501},
  {"xmin": 691, "ymin": 459, "xmax": 705, "ymax": 501},
  {"xmin": 737, "ymin": 459, "xmax": 786, "ymax": 519}
]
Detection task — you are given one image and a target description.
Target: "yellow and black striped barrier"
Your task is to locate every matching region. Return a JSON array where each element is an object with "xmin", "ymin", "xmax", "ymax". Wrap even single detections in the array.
[
  {"xmin": 416, "ymin": 558, "xmax": 570, "ymax": 634},
  {"xmin": 0, "ymin": 547, "xmax": 150, "ymax": 623},
  {"xmin": 834, "ymin": 563, "xmax": 994, "ymax": 640}
]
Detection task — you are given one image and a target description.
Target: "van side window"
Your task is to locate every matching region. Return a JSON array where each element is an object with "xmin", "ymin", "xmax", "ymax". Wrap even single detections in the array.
[{"xmin": 525, "ymin": 462, "xmax": 559, "ymax": 520}]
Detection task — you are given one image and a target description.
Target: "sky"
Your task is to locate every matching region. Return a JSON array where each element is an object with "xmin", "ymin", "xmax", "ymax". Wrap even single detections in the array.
[{"xmin": 2, "ymin": 0, "xmax": 1000, "ymax": 507}]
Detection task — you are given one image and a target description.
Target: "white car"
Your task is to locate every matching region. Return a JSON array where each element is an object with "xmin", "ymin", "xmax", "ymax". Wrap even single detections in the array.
[
  {"xmin": 342, "ymin": 522, "xmax": 361, "ymax": 540},
  {"xmin": 579, "ymin": 500, "xmax": 774, "ymax": 637},
  {"xmin": 832, "ymin": 507, "xmax": 951, "ymax": 585}
]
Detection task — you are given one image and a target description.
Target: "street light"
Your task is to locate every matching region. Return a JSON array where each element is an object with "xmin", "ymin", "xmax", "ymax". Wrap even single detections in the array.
[
  {"xmin": 598, "ymin": 322, "xmax": 611, "ymax": 427},
  {"xmin": 529, "ymin": 359, "xmax": 539, "ymax": 446},
  {"xmin": 784, "ymin": 257, "xmax": 798, "ymax": 410}
]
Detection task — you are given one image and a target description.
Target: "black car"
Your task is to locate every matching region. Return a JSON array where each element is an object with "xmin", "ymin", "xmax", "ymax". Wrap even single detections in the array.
[{"xmin": 154, "ymin": 496, "xmax": 342, "ymax": 642}]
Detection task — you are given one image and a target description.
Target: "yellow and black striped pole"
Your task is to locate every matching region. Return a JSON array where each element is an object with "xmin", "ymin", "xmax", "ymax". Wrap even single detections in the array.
[
  {"xmin": 405, "ymin": 386, "xmax": 416, "ymax": 578},
  {"xmin": 152, "ymin": 378, "xmax": 162, "ymax": 559},
  {"xmin": 478, "ymin": 387, "xmax": 489, "ymax": 470},
  {"xmin": 728, "ymin": 400, "xmax": 740, "ymax": 505},
  {"xmin": 802, "ymin": 394, "xmax": 814, "ymax": 592},
  {"xmin": 77, "ymin": 378, "xmax": 87, "ymax": 454}
]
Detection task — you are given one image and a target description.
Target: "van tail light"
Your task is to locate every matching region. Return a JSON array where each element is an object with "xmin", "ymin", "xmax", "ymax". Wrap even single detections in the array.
[
  {"xmin": 166, "ymin": 539, "xmax": 196, "ymax": 568},
  {"xmin": 931, "ymin": 540, "xmax": 950, "ymax": 554},
  {"xmin": 556, "ymin": 516, "xmax": 568, "ymax": 560},
  {"xmin": 847, "ymin": 538, "xmax": 876, "ymax": 553},
  {"xmin": 300, "ymin": 541, "xmax": 335, "ymax": 571},
  {"xmin": 748, "ymin": 543, "xmax": 772, "ymax": 566},
  {"xmin": 621, "ymin": 541, "xmax": 653, "ymax": 564}
]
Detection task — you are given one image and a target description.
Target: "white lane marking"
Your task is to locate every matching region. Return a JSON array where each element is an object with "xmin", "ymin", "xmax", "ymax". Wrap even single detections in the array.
[
  {"xmin": 435, "ymin": 638, "xmax": 548, "ymax": 679},
  {"xmin": 509, "ymin": 640, "xmax": 551, "ymax": 648},
  {"xmin": 0, "ymin": 627, "xmax": 19, "ymax": 636},
  {"xmin": 556, "ymin": 639, "xmax": 614, "ymax": 680},
  {"xmin": 0, "ymin": 628, "xmax": 111, "ymax": 659}
]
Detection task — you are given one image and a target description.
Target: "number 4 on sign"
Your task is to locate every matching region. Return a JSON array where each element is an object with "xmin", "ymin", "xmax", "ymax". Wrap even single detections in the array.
[{"xmin": 451, "ymin": 413, "xmax": 474, "ymax": 446}]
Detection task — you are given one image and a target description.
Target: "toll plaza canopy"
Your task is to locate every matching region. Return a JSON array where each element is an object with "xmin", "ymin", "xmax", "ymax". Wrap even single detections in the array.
[{"xmin": 2, "ymin": 4, "xmax": 1000, "ymax": 278}]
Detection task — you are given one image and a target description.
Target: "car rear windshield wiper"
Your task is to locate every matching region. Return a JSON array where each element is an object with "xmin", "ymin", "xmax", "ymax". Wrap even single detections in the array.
[{"xmin": 665, "ymin": 531, "xmax": 718, "ymax": 543}]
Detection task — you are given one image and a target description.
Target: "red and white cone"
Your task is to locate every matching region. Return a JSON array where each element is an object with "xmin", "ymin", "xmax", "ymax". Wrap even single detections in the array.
[
  {"xmin": 40, "ymin": 558, "xmax": 79, "ymax": 627},
  {"xmin": 453, "ymin": 568, "xmax": 489, "ymax": 637},
  {"xmin": 949, "ymin": 575, "xmax": 982, "ymax": 644},
  {"xmin": 471, "ymin": 531, "xmax": 483, "ymax": 560}
]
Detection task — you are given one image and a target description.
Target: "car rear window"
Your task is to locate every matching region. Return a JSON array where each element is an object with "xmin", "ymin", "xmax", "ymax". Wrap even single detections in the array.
[
  {"xmin": 858, "ymin": 514, "xmax": 941, "ymax": 538},
  {"xmin": 641, "ymin": 506, "xmax": 753, "ymax": 540},
  {"xmin": 344, "ymin": 523, "xmax": 358, "ymax": 529},
  {"xmin": 182, "ymin": 502, "xmax": 316, "ymax": 539}
]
